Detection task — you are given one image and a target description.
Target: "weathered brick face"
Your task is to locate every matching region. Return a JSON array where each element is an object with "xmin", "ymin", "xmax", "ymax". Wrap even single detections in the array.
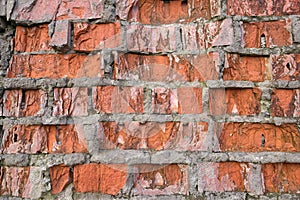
[
  {"xmin": 217, "ymin": 123, "xmax": 300, "ymax": 152},
  {"xmin": 1, "ymin": 0, "xmax": 300, "ymax": 199},
  {"xmin": 74, "ymin": 164, "xmax": 127, "ymax": 195}
]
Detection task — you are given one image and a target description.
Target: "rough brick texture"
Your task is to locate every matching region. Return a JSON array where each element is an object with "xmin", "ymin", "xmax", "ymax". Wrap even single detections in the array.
[{"xmin": 1, "ymin": 0, "xmax": 300, "ymax": 199}]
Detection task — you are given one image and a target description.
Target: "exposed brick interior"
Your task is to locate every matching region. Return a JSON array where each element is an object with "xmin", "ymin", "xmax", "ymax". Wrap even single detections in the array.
[{"xmin": 0, "ymin": 0, "xmax": 299, "ymax": 199}]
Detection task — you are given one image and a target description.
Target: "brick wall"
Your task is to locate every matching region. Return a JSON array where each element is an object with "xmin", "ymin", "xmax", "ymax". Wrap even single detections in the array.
[{"xmin": 0, "ymin": 0, "xmax": 299, "ymax": 199}]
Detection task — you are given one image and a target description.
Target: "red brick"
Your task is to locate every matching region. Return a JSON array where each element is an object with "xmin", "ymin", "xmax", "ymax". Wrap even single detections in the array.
[
  {"xmin": 73, "ymin": 22, "xmax": 121, "ymax": 51},
  {"xmin": 217, "ymin": 123, "xmax": 300, "ymax": 152},
  {"xmin": 272, "ymin": 54, "xmax": 300, "ymax": 81},
  {"xmin": 152, "ymin": 88, "xmax": 178, "ymax": 114},
  {"xmin": 7, "ymin": 54, "xmax": 103, "ymax": 79},
  {"xmin": 50, "ymin": 165, "xmax": 72, "ymax": 194},
  {"xmin": 1, "ymin": 124, "xmax": 87, "ymax": 154},
  {"xmin": 198, "ymin": 162, "xmax": 255, "ymax": 192},
  {"xmin": 242, "ymin": 20, "xmax": 292, "ymax": 48},
  {"xmin": 93, "ymin": 86, "xmax": 144, "ymax": 114},
  {"xmin": 56, "ymin": 0, "xmax": 105, "ymax": 20},
  {"xmin": 133, "ymin": 164, "xmax": 188, "ymax": 195},
  {"xmin": 127, "ymin": 24, "xmax": 177, "ymax": 53},
  {"xmin": 210, "ymin": 88, "xmax": 261, "ymax": 116},
  {"xmin": 48, "ymin": 125, "xmax": 88, "ymax": 154},
  {"xmin": 99, "ymin": 121, "xmax": 208, "ymax": 150},
  {"xmin": 10, "ymin": 0, "xmax": 60, "ymax": 23},
  {"xmin": 129, "ymin": 0, "xmax": 213, "ymax": 24},
  {"xmin": 53, "ymin": 88, "xmax": 88, "ymax": 116},
  {"xmin": 198, "ymin": 18, "xmax": 234, "ymax": 48},
  {"xmin": 0, "ymin": 167, "xmax": 42, "ymax": 198},
  {"xmin": 15, "ymin": 25, "xmax": 51, "ymax": 52},
  {"xmin": 224, "ymin": 54, "xmax": 269, "ymax": 81},
  {"xmin": 271, "ymin": 89, "xmax": 300, "ymax": 117},
  {"xmin": 1, "ymin": 125, "xmax": 48, "ymax": 154},
  {"xmin": 114, "ymin": 53, "xmax": 219, "ymax": 82},
  {"xmin": 2, "ymin": 90, "xmax": 47, "ymax": 117},
  {"xmin": 74, "ymin": 164, "xmax": 127, "ymax": 195},
  {"xmin": 227, "ymin": 0, "xmax": 300, "ymax": 16},
  {"xmin": 177, "ymin": 87, "xmax": 202, "ymax": 114},
  {"xmin": 263, "ymin": 163, "xmax": 300, "ymax": 193},
  {"xmin": 116, "ymin": 0, "xmax": 136, "ymax": 20}
]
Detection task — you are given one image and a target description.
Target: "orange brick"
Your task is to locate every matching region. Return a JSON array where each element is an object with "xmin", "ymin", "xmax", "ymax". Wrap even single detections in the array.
[
  {"xmin": 177, "ymin": 87, "xmax": 202, "ymax": 114},
  {"xmin": 0, "ymin": 167, "xmax": 42, "ymax": 198},
  {"xmin": 53, "ymin": 88, "xmax": 88, "ymax": 116},
  {"xmin": 2, "ymin": 90, "xmax": 47, "ymax": 117},
  {"xmin": 271, "ymin": 89, "xmax": 300, "ymax": 117},
  {"xmin": 198, "ymin": 162, "xmax": 255, "ymax": 192},
  {"xmin": 1, "ymin": 125, "xmax": 48, "ymax": 154},
  {"xmin": 227, "ymin": 0, "xmax": 300, "ymax": 16},
  {"xmin": 133, "ymin": 164, "xmax": 188, "ymax": 195},
  {"xmin": 217, "ymin": 123, "xmax": 300, "ymax": 152},
  {"xmin": 210, "ymin": 88, "xmax": 261, "ymax": 116},
  {"xmin": 99, "ymin": 121, "xmax": 208, "ymax": 151},
  {"xmin": 272, "ymin": 54, "xmax": 300, "ymax": 81},
  {"xmin": 15, "ymin": 25, "xmax": 51, "ymax": 52},
  {"xmin": 74, "ymin": 164, "xmax": 127, "ymax": 195},
  {"xmin": 56, "ymin": 0, "xmax": 105, "ymax": 20},
  {"xmin": 73, "ymin": 22, "xmax": 121, "ymax": 51},
  {"xmin": 128, "ymin": 0, "xmax": 210, "ymax": 24},
  {"xmin": 263, "ymin": 163, "xmax": 300, "ymax": 193},
  {"xmin": 50, "ymin": 165, "xmax": 72, "ymax": 194},
  {"xmin": 93, "ymin": 86, "xmax": 144, "ymax": 114},
  {"xmin": 152, "ymin": 88, "xmax": 178, "ymax": 114},
  {"xmin": 224, "ymin": 54, "xmax": 269, "ymax": 81},
  {"xmin": 242, "ymin": 20, "xmax": 292, "ymax": 48},
  {"xmin": 48, "ymin": 125, "xmax": 88, "ymax": 154},
  {"xmin": 7, "ymin": 54, "xmax": 103, "ymax": 79},
  {"xmin": 114, "ymin": 53, "xmax": 219, "ymax": 82}
]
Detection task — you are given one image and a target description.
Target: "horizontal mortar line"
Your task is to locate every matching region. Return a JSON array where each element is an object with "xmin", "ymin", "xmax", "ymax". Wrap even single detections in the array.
[
  {"xmin": 2, "ymin": 78, "xmax": 299, "ymax": 89},
  {"xmin": 0, "ymin": 114, "xmax": 213, "ymax": 125},
  {"xmin": 232, "ymin": 15, "xmax": 290, "ymax": 22},
  {"xmin": 1, "ymin": 151, "xmax": 300, "ymax": 167},
  {"xmin": 224, "ymin": 44, "xmax": 300, "ymax": 55},
  {"xmin": 72, "ymin": 192, "xmax": 300, "ymax": 199},
  {"xmin": 0, "ymin": 115, "xmax": 299, "ymax": 125},
  {"xmin": 213, "ymin": 115, "xmax": 300, "ymax": 124}
]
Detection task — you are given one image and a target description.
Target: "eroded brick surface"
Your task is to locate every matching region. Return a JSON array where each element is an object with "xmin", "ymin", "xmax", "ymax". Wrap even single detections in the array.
[
  {"xmin": 15, "ymin": 24, "xmax": 51, "ymax": 52},
  {"xmin": 0, "ymin": 167, "xmax": 42, "ymax": 199},
  {"xmin": 2, "ymin": 90, "xmax": 47, "ymax": 117},
  {"xmin": 272, "ymin": 89, "xmax": 300, "ymax": 117},
  {"xmin": 127, "ymin": 24, "xmax": 177, "ymax": 53},
  {"xmin": 217, "ymin": 123, "xmax": 300, "ymax": 152},
  {"xmin": 93, "ymin": 86, "xmax": 144, "ymax": 114},
  {"xmin": 53, "ymin": 88, "xmax": 88, "ymax": 116},
  {"xmin": 99, "ymin": 122, "xmax": 208, "ymax": 151},
  {"xmin": 48, "ymin": 125, "xmax": 88, "ymax": 154},
  {"xmin": 198, "ymin": 162, "xmax": 259, "ymax": 193},
  {"xmin": 272, "ymin": 54, "xmax": 300, "ymax": 81},
  {"xmin": 73, "ymin": 22, "xmax": 121, "ymax": 51},
  {"xmin": 228, "ymin": 0, "xmax": 300, "ymax": 16},
  {"xmin": 7, "ymin": 54, "xmax": 89, "ymax": 79},
  {"xmin": 210, "ymin": 88, "xmax": 261, "ymax": 116},
  {"xmin": 1, "ymin": 125, "xmax": 48, "ymax": 154},
  {"xmin": 263, "ymin": 163, "xmax": 300, "ymax": 193},
  {"xmin": 74, "ymin": 164, "xmax": 127, "ymax": 195},
  {"xmin": 224, "ymin": 54, "xmax": 269, "ymax": 81},
  {"xmin": 242, "ymin": 20, "xmax": 292, "ymax": 48},
  {"xmin": 50, "ymin": 165, "xmax": 72, "ymax": 194},
  {"xmin": 133, "ymin": 164, "xmax": 188, "ymax": 195},
  {"xmin": 128, "ymin": 0, "xmax": 211, "ymax": 24},
  {"xmin": 114, "ymin": 53, "xmax": 219, "ymax": 82}
]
